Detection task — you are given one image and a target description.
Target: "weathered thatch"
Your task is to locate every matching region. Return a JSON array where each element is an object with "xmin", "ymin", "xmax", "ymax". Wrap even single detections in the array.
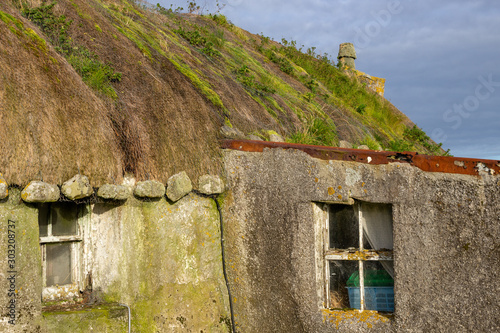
[
  {"xmin": 0, "ymin": 1, "xmax": 225, "ymax": 186},
  {"xmin": 0, "ymin": 0, "xmax": 428, "ymax": 187}
]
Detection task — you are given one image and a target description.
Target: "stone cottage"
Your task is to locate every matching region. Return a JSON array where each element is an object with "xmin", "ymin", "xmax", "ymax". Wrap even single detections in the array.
[{"xmin": 0, "ymin": 138, "xmax": 498, "ymax": 332}]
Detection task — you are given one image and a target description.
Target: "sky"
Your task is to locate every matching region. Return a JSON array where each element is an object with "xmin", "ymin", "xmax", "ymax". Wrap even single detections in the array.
[{"xmin": 153, "ymin": 0, "xmax": 500, "ymax": 160}]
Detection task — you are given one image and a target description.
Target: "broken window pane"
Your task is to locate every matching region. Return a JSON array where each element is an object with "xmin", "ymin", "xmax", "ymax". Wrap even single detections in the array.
[
  {"xmin": 51, "ymin": 203, "xmax": 78, "ymax": 236},
  {"xmin": 329, "ymin": 261, "xmax": 357, "ymax": 309},
  {"xmin": 38, "ymin": 204, "xmax": 49, "ymax": 237},
  {"xmin": 329, "ymin": 205, "xmax": 358, "ymax": 249},
  {"xmin": 46, "ymin": 243, "xmax": 72, "ymax": 286}
]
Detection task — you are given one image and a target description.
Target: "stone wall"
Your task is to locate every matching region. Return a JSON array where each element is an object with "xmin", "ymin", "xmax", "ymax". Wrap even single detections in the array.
[
  {"xmin": 221, "ymin": 147, "xmax": 499, "ymax": 332},
  {"xmin": 0, "ymin": 173, "xmax": 231, "ymax": 332}
]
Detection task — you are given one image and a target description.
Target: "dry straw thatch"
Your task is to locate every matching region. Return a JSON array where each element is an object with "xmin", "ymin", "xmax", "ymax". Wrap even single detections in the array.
[
  {"xmin": 0, "ymin": 0, "xmax": 426, "ymax": 187},
  {"xmin": 0, "ymin": 1, "xmax": 225, "ymax": 186}
]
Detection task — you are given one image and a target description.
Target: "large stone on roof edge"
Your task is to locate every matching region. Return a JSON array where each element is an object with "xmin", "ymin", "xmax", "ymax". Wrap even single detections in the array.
[
  {"xmin": 198, "ymin": 175, "xmax": 225, "ymax": 195},
  {"xmin": 220, "ymin": 125, "xmax": 245, "ymax": 139},
  {"xmin": 167, "ymin": 171, "xmax": 192, "ymax": 202},
  {"xmin": 339, "ymin": 140, "xmax": 352, "ymax": 149},
  {"xmin": 248, "ymin": 134, "xmax": 263, "ymax": 141},
  {"xmin": 134, "ymin": 180, "xmax": 165, "ymax": 198},
  {"xmin": 266, "ymin": 130, "xmax": 284, "ymax": 143},
  {"xmin": 0, "ymin": 175, "xmax": 8, "ymax": 199},
  {"xmin": 61, "ymin": 174, "xmax": 93, "ymax": 200},
  {"xmin": 269, "ymin": 133, "xmax": 284, "ymax": 142},
  {"xmin": 97, "ymin": 184, "xmax": 130, "ymax": 200},
  {"xmin": 21, "ymin": 181, "xmax": 60, "ymax": 203}
]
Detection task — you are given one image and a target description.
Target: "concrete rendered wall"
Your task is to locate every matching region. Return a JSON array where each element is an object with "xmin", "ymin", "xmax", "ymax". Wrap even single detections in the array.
[
  {"xmin": 222, "ymin": 147, "xmax": 500, "ymax": 332},
  {"xmin": 0, "ymin": 189, "xmax": 44, "ymax": 332},
  {"xmin": 0, "ymin": 184, "xmax": 231, "ymax": 332},
  {"xmin": 88, "ymin": 192, "xmax": 231, "ymax": 332}
]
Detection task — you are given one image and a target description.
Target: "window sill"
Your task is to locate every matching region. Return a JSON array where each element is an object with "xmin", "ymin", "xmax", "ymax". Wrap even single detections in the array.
[
  {"xmin": 42, "ymin": 303, "xmax": 128, "ymax": 331},
  {"xmin": 322, "ymin": 308, "xmax": 392, "ymax": 329},
  {"xmin": 42, "ymin": 284, "xmax": 80, "ymax": 302}
]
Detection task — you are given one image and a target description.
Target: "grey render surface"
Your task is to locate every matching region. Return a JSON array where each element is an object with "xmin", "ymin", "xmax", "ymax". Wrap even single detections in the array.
[{"xmin": 222, "ymin": 147, "xmax": 500, "ymax": 332}]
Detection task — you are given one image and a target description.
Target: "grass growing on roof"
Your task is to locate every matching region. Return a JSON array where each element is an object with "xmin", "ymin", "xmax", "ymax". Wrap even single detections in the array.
[
  {"xmin": 261, "ymin": 38, "xmax": 407, "ymax": 138},
  {"xmin": 288, "ymin": 117, "xmax": 338, "ymax": 147},
  {"xmin": 169, "ymin": 56, "xmax": 227, "ymax": 113},
  {"xmin": 21, "ymin": 2, "xmax": 122, "ymax": 99},
  {"xmin": 0, "ymin": 10, "xmax": 48, "ymax": 55},
  {"xmin": 67, "ymin": 47, "xmax": 122, "ymax": 99}
]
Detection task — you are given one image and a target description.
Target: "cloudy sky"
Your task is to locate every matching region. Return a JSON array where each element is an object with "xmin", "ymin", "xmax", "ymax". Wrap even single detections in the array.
[{"xmin": 154, "ymin": 0, "xmax": 500, "ymax": 160}]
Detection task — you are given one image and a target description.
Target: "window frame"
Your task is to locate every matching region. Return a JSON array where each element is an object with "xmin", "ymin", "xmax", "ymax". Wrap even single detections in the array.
[
  {"xmin": 323, "ymin": 201, "xmax": 394, "ymax": 311},
  {"xmin": 39, "ymin": 202, "xmax": 88, "ymax": 300}
]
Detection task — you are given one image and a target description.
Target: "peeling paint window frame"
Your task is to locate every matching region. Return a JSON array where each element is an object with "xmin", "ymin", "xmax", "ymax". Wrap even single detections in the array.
[
  {"xmin": 323, "ymin": 201, "xmax": 394, "ymax": 312},
  {"xmin": 38, "ymin": 203, "xmax": 88, "ymax": 300}
]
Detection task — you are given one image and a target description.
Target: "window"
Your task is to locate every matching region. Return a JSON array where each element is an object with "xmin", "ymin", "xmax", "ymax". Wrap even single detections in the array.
[
  {"xmin": 324, "ymin": 201, "xmax": 394, "ymax": 312},
  {"xmin": 38, "ymin": 202, "xmax": 87, "ymax": 299}
]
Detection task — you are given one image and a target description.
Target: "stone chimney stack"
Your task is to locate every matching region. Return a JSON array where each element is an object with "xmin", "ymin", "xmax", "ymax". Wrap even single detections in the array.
[{"xmin": 337, "ymin": 43, "xmax": 357, "ymax": 69}]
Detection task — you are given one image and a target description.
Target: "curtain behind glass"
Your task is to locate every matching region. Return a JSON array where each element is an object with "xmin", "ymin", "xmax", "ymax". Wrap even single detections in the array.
[{"xmin": 358, "ymin": 202, "xmax": 394, "ymax": 278}]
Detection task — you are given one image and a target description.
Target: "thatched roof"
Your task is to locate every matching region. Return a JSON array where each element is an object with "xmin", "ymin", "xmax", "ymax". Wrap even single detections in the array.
[
  {"xmin": 0, "ymin": 0, "xmax": 426, "ymax": 187},
  {"xmin": 0, "ymin": 1, "xmax": 225, "ymax": 186}
]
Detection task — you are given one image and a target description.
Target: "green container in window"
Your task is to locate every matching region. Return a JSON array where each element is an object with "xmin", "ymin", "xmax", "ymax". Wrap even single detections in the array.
[{"xmin": 346, "ymin": 270, "xmax": 394, "ymax": 287}]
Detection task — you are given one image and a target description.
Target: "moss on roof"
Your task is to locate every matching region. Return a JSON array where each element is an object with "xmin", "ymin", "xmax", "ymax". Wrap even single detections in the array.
[{"xmin": 0, "ymin": 0, "xmax": 445, "ymax": 186}]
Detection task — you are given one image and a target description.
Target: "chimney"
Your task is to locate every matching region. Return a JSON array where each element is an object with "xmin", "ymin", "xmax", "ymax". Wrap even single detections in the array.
[{"xmin": 337, "ymin": 43, "xmax": 356, "ymax": 69}]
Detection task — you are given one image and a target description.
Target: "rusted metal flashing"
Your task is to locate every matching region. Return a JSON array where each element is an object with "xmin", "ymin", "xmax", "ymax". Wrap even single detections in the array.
[{"xmin": 221, "ymin": 140, "xmax": 500, "ymax": 176}]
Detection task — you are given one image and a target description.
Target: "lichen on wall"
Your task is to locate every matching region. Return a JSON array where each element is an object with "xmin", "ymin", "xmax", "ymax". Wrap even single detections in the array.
[
  {"xmin": 0, "ymin": 189, "xmax": 44, "ymax": 332},
  {"xmin": 89, "ymin": 192, "xmax": 231, "ymax": 332},
  {"xmin": 43, "ymin": 304, "xmax": 128, "ymax": 333},
  {"xmin": 322, "ymin": 309, "xmax": 391, "ymax": 330}
]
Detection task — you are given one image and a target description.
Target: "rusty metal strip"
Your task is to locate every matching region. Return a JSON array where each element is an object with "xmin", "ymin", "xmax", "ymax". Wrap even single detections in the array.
[{"xmin": 221, "ymin": 139, "xmax": 500, "ymax": 176}]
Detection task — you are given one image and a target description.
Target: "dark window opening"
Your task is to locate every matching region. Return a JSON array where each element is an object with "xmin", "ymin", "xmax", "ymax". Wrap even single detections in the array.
[
  {"xmin": 325, "ymin": 202, "xmax": 394, "ymax": 312},
  {"xmin": 38, "ymin": 203, "xmax": 83, "ymax": 288}
]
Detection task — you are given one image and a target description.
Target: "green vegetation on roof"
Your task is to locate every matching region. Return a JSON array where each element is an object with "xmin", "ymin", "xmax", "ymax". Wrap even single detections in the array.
[{"xmin": 0, "ymin": 0, "xmax": 448, "ymax": 186}]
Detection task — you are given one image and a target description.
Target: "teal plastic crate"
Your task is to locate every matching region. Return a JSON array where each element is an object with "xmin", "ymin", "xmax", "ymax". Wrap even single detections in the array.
[
  {"xmin": 346, "ymin": 270, "xmax": 394, "ymax": 287},
  {"xmin": 346, "ymin": 286, "xmax": 394, "ymax": 312}
]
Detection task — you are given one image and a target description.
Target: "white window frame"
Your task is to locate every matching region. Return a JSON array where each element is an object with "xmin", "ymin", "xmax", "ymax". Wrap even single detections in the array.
[
  {"xmin": 323, "ymin": 201, "xmax": 394, "ymax": 311},
  {"xmin": 39, "ymin": 203, "xmax": 88, "ymax": 300}
]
